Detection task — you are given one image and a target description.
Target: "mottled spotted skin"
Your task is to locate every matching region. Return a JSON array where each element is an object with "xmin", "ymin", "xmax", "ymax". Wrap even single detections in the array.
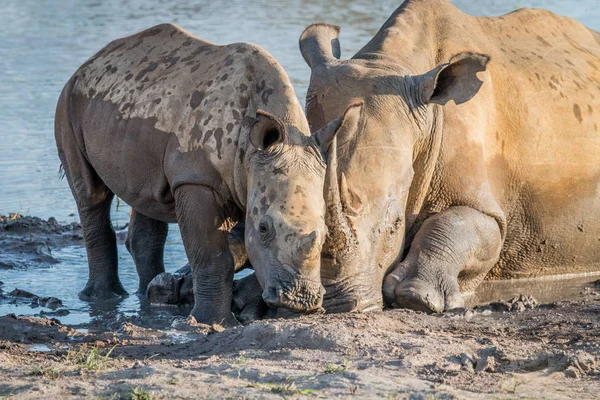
[
  {"xmin": 300, "ymin": 0, "xmax": 600, "ymax": 314},
  {"xmin": 55, "ymin": 23, "xmax": 350, "ymax": 325}
]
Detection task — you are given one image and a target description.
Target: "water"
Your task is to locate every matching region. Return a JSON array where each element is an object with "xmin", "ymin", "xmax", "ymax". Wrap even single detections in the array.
[{"xmin": 1, "ymin": 0, "xmax": 599, "ymax": 327}]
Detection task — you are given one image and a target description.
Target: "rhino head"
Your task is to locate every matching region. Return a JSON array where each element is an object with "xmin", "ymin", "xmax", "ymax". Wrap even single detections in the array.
[
  {"xmin": 242, "ymin": 100, "xmax": 360, "ymax": 314},
  {"xmin": 299, "ymin": 24, "xmax": 489, "ymax": 312}
]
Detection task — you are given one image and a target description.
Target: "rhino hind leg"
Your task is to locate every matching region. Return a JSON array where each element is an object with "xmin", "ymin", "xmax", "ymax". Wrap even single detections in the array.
[
  {"xmin": 77, "ymin": 193, "xmax": 128, "ymax": 300},
  {"xmin": 125, "ymin": 210, "xmax": 169, "ymax": 295},
  {"xmin": 383, "ymin": 206, "xmax": 502, "ymax": 313}
]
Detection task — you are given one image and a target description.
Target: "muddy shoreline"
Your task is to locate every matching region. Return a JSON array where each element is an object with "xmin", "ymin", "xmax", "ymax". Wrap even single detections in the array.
[{"xmin": 1, "ymin": 214, "xmax": 599, "ymax": 398}]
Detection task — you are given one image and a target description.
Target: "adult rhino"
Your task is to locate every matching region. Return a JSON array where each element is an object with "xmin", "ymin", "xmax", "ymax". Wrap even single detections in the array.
[
  {"xmin": 55, "ymin": 23, "xmax": 356, "ymax": 325},
  {"xmin": 300, "ymin": 0, "xmax": 600, "ymax": 313}
]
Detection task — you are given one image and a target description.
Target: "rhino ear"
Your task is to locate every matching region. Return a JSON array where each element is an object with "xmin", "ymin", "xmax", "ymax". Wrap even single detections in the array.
[
  {"xmin": 419, "ymin": 52, "xmax": 489, "ymax": 106},
  {"xmin": 249, "ymin": 110, "xmax": 286, "ymax": 151},
  {"xmin": 299, "ymin": 23, "xmax": 341, "ymax": 68},
  {"xmin": 313, "ymin": 102, "xmax": 363, "ymax": 153}
]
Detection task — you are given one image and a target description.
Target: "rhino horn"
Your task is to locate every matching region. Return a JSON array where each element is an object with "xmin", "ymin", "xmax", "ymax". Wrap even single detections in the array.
[
  {"xmin": 296, "ymin": 230, "xmax": 321, "ymax": 261},
  {"xmin": 340, "ymin": 172, "xmax": 363, "ymax": 217},
  {"xmin": 323, "ymin": 135, "xmax": 357, "ymax": 256},
  {"xmin": 312, "ymin": 103, "xmax": 363, "ymax": 258}
]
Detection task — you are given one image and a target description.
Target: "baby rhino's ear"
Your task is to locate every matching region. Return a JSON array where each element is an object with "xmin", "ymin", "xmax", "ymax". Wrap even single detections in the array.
[
  {"xmin": 312, "ymin": 102, "xmax": 363, "ymax": 153},
  {"xmin": 249, "ymin": 110, "xmax": 286, "ymax": 151}
]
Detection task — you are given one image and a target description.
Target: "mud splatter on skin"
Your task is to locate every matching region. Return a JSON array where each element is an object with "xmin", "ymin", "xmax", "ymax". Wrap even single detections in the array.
[
  {"xmin": 190, "ymin": 91, "xmax": 204, "ymax": 109},
  {"xmin": 573, "ymin": 104, "xmax": 583, "ymax": 122},
  {"xmin": 75, "ymin": 23, "xmax": 306, "ymax": 166},
  {"xmin": 135, "ymin": 62, "xmax": 158, "ymax": 81}
]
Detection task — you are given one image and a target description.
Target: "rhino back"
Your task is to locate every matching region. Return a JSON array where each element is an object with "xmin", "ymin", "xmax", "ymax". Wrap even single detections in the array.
[{"xmin": 69, "ymin": 24, "xmax": 293, "ymax": 219}]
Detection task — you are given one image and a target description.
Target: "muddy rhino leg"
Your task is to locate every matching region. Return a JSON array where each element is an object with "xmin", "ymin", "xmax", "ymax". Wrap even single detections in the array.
[
  {"xmin": 57, "ymin": 132, "xmax": 127, "ymax": 300},
  {"xmin": 76, "ymin": 192, "xmax": 128, "ymax": 300},
  {"xmin": 125, "ymin": 210, "xmax": 168, "ymax": 294},
  {"xmin": 383, "ymin": 206, "xmax": 502, "ymax": 313},
  {"xmin": 174, "ymin": 184, "xmax": 238, "ymax": 327}
]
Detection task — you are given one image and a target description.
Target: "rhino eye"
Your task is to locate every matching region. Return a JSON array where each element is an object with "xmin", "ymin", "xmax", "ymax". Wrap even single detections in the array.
[
  {"xmin": 258, "ymin": 216, "xmax": 275, "ymax": 244},
  {"xmin": 259, "ymin": 223, "xmax": 268, "ymax": 234}
]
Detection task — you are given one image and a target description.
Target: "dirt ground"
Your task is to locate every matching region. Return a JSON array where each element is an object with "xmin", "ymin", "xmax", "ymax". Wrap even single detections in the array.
[
  {"xmin": 1, "ymin": 297, "xmax": 599, "ymax": 399},
  {"xmin": 1, "ymin": 214, "xmax": 599, "ymax": 399}
]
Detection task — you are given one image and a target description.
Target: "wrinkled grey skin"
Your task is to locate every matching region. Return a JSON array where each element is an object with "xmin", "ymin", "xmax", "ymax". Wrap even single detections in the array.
[
  {"xmin": 299, "ymin": 0, "xmax": 600, "ymax": 314},
  {"xmin": 55, "ymin": 23, "xmax": 352, "ymax": 325}
]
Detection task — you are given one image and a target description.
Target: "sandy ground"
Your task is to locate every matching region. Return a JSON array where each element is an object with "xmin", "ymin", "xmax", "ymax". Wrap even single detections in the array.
[
  {"xmin": 1, "ymin": 297, "xmax": 599, "ymax": 399},
  {"xmin": 1, "ymin": 214, "xmax": 600, "ymax": 399}
]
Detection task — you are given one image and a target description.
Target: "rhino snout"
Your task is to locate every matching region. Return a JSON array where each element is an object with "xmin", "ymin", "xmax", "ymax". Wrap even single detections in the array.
[{"xmin": 262, "ymin": 264, "xmax": 325, "ymax": 312}]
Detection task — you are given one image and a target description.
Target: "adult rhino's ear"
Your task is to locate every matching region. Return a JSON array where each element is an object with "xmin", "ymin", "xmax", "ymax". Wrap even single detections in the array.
[
  {"xmin": 313, "ymin": 102, "xmax": 363, "ymax": 153},
  {"xmin": 419, "ymin": 52, "xmax": 489, "ymax": 106},
  {"xmin": 299, "ymin": 23, "xmax": 341, "ymax": 68},
  {"xmin": 249, "ymin": 110, "xmax": 286, "ymax": 151}
]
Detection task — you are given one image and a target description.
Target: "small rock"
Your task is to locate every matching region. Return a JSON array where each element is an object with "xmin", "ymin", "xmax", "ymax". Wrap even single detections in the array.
[
  {"xmin": 460, "ymin": 353, "xmax": 475, "ymax": 373},
  {"xmin": 486, "ymin": 301, "xmax": 510, "ymax": 312},
  {"xmin": 40, "ymin": 297, "xmax": 63, "ymax": 309},
  {"xmin": 569, "ymin": 350, "xmax": 598, "ymax": 374},
  {"xmin": 508, "ymin": 294, "xmax": 538, "ymax": 311},
  {"xmin": 511, "ymin": 301, "xmax": 526, "ymax": 312},
  {"xmin": 564, "ymin": 367, "xmax": 580, "ymax": 378},
  {"xmin": 475, "ymin": 355, "xmax": 496, "ymax": 373},
  {"xmin": 10, "ymin": 288, "xmax": 37, "ymax": 298}
]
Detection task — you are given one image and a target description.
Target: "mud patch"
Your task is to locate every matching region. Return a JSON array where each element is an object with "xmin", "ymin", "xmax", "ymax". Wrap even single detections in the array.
[
  {"xmin": 0, "ymin": 314, "xmax": 78, "ymax": 344},
  {"xmin": 0, "ymin": 213, "xmax": 83, "ymax": 269}
]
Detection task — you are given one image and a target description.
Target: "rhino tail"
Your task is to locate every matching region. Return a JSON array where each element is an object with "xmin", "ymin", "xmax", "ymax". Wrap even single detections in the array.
[{"xmin": 55, "ymin": 75, "xmax": 89, "ymax": 171}]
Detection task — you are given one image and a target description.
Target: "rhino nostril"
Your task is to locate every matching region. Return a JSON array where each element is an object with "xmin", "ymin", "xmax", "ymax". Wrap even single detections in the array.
[{"xmin": 262, "ymin": 285, "xmax": 282, "ymax": 307}]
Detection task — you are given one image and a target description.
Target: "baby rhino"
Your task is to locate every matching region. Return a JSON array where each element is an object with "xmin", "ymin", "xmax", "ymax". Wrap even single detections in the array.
[{"xmin": 55, "ymin": 23, "xmax": 353, "ymax": 326}]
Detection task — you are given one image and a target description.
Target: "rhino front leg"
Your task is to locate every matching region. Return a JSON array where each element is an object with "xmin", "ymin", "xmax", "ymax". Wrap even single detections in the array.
[
  {"xmin": 383, "ymin": 206, "xmax": 502, "ymax": 313},
  {"xmin": 125, "ymin": 210, "xmax": 169, "ymax": 295},
  {"xmin": 175, "ymin": 184, "xmax": 238, "ymax": 327}
]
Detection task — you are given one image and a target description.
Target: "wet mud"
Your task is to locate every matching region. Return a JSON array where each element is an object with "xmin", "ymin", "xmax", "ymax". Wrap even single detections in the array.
[{"xmin": 0, "ymin": 213, "xmax": 83, "ymax": 270}]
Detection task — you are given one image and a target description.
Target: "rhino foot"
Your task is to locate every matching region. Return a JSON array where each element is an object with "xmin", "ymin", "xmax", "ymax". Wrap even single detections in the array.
[
  {"xmin": 383, "ymin": 275, "xmax": 463, "ymax": 314},
  {"xmin": 79, "ymin": 280, "xmax": 128, "ymax": 301}
]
